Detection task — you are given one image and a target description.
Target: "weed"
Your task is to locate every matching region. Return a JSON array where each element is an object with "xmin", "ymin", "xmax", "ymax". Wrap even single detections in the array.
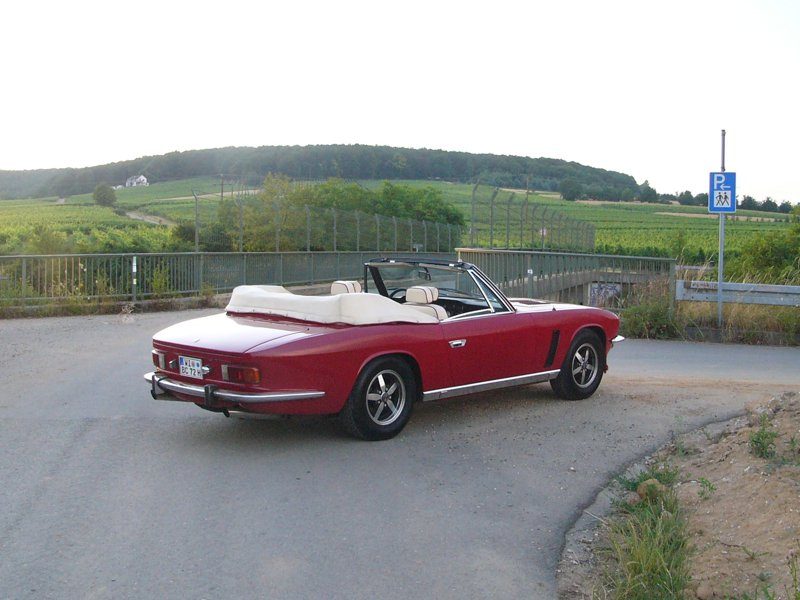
[
  {"xmin": 750, "ymin": 415, "xmax": 779, "ymax": 459},
  {"xmin": 697, "ymin": 477, "xmax": 716, "ymax": 500},
  {"xmin": 616, "ymin": 464, "xmax": 679, "ymax": 492},
  {"xmin": 603, "ymin": 490, "xmax": 691, "ymax": 599}
]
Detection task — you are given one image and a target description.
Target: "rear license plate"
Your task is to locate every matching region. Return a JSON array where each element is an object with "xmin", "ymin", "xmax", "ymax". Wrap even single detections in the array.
[{"xmin": 179, "ymin": 356, "xmax": 204, "ymax": 379}]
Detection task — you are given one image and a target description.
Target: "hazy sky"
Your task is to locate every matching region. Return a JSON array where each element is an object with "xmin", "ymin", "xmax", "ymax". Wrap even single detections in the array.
[{"xmin": 2, "ymin": 0, "xmax": 798, "ymax": 202}]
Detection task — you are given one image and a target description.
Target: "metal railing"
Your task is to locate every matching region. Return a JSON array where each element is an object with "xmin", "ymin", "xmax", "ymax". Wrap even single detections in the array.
[
  {"xmin": 458, "ymin": 248, "xmax": 675, "ymax": 305},
  {"xmin": 0, "ymin": 249, "xmax": 676, "ymax": 309},
  {"xmin": 0, "ymin": 252, "xmax": 455, "ymax": 304}
]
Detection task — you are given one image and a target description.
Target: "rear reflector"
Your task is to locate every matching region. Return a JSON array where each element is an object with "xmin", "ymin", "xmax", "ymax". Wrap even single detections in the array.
[
  {"xmin": 152, "ymin": 350, "xmax": 166, "ymax": 369},
  {"xmin": 222, "ymin": 365, "xmax": 261, "ymax": 385}
]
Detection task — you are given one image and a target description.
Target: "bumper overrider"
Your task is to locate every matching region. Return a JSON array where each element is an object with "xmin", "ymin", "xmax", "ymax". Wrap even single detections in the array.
[{"xmin": 144, "ymin": 372, "xmax": 325, "ymax": 406}]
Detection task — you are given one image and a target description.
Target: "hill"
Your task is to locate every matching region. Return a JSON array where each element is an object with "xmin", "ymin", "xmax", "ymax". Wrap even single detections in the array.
[{"xmin": 0, "ymin": 145, "xmax": 639, "ymax": 200}]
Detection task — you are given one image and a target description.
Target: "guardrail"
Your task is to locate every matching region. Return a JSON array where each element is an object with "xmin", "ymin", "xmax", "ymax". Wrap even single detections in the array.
[
  {"xmin": 0, "ymin": 252, "xmax": 455, "ymax": 305},
  {"xmin": 676, "ymin": 280, "xmax": 800, "ymax": 307},
  {"xmin": 458, "ymin": 248, "xmax": 675, "ymax": 305}
]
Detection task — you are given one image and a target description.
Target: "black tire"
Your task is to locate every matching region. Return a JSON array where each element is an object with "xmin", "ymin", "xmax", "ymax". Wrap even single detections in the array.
[
  {"xmin": 550, "ymin": 330, "xmax": 605, "ymax": 401},
  {"xmin": 340, "ymin": 357, "xmax": 417, "ymax": 440}
]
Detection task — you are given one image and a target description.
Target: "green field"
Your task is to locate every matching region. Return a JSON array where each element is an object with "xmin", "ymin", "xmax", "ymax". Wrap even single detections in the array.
[{"xmin": 0, "ymin": 177, "xmax": 793, "ymax": 261}]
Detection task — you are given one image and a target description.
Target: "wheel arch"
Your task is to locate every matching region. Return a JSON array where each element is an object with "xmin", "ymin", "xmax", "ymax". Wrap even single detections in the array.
[{"xmin": 356, "ymin": 352, "xmax": 423, "ymax": 402}]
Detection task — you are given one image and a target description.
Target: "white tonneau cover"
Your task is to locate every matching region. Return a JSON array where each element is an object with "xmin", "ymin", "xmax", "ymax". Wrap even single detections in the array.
[{"xmin": 225, "ymin": 285, "xmax": 439, "ymax": 325}]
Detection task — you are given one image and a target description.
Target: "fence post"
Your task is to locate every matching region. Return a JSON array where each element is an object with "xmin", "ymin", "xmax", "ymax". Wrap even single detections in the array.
[
  {"xmin": 356, "ymin": 211, "xmax": 361, "ymax": 251},
  {"xmin": 505, "ymin": 193, "xmax": 513, "ymax": 249},
  {"xmin": 274, "ymin": 202, "xmax": 281, "ymax": 252},
  {"xmin": 332, "ymin": 208, "xmax": 338, "ymax": 252},
  {"xmin": 21, "ymin": 257, "xmax": 27, "ymax": 297},
  {"xmin": 131, "ymin": 255, "xmax": 137, "ymax": 303},
  {"xmin": 305, "ymin": 205, "xmax": 311, "ymax": 252},
  {"xmin": 238, "ymin": 197, "xmax": 244, "ymax": 252},
  {"xmin": 669, "ymin": 261, "xmax": 676, "ymax": 313},
  {"xmin": 489, "ymin": 188, "xmax": 498, "ymax": 249}
]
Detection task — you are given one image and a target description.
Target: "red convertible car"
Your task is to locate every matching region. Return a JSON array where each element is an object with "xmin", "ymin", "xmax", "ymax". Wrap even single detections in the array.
[{"xmin": 145, "ymin": 259, "xmax": 622, "ymax": 440}]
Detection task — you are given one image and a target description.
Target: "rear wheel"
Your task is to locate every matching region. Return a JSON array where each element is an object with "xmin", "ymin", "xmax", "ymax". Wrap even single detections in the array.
[
  {"xmin": 550, "ymin": 330, "xmax": 605, "ymax": 400},
  {"xmin": 340, "ymin": 357, "xmax": 416, "ymax": 440}
]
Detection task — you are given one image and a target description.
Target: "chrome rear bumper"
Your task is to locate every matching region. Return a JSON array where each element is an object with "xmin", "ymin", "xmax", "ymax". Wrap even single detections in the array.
[
  {"xmin": 611, "ymin": 335, "xmax": 625, "ymax": 344},
  {"xmin": 144, "ymin": 372, "xmax": 325, "ymax": 404}
]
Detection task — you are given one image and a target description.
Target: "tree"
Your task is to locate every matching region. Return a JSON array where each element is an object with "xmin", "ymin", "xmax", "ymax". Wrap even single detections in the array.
[
  {"xmin": 761, "ymin": 197, "xmax": 778, "ymax": 213},
  {"xmin": 637, "ymin": 181, "xmax": 658, "ymax": 203},
  {"xmin": 558, "ymin": 178, "xmax": 583, "ymax": 201},
  {"xmin": 739, "ymin": 195, "xmax": 758, "ymax": 210},
  {"xmin": 93, "ymin": 183, "xmax": 116, "ymax": 206},
  {"xmin": 778, "ymin": 201, "xmax": 793, "ymax": 214},
  {"xmin": 677, "ymin": 190, "xmax": 695, "ymax": 206}
]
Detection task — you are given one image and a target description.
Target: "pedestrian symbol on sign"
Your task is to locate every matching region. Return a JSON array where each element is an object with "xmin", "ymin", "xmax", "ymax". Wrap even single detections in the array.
[
  {"xmin": 708, "ymin": 172, "xmax": 736, "ymax": 214},
  {"xmin": 714, "ymin": 190, "xmax": 731, "ymax": 208}
]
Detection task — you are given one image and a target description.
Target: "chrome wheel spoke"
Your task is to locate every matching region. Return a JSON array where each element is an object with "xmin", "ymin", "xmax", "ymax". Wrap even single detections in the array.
[{"xmin": 365, "ymin": 369, "xmax": 406, "ymax": 426}]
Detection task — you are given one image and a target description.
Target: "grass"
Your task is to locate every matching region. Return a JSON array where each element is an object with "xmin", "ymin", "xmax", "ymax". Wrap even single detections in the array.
[{"xmin": 603, "ymin": 466, "xmax": 691, "ymax": 599}]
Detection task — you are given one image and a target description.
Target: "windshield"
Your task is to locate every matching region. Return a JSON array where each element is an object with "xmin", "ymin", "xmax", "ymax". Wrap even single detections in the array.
[{"xmin": 365, "ymin": 262, "xmax": 510, "ymax": 317}]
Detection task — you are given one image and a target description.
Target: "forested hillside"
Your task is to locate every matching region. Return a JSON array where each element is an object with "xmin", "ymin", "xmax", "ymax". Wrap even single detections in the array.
[{"xmin": 0, "ymin": 145, "xmax": 639, "ymax": 200}]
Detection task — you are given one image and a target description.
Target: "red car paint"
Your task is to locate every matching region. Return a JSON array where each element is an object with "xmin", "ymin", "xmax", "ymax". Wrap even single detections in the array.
[{"xmin": 146, "ymin": 260, "xmax": 620, "ymax": 420}]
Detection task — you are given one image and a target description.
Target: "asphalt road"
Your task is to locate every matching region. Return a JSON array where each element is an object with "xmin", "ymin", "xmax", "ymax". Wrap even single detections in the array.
[{"xmin": 1, "ymin": 309, "xmax": 798, "ymax": 600}]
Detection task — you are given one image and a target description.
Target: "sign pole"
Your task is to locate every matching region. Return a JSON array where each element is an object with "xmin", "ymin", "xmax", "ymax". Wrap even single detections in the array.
[{"xmin": 717, "ymin": 130, "xmax": 726, "ymax": 328}]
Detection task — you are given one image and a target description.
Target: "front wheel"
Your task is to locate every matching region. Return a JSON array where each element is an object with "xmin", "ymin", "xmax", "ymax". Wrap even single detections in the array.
[
  {"xmin": 340, "ymin": 357, "xmax": 417, "ymax": 440},
  {"xmin": 550, "ymin": 330, "xmax": 605, "ymax": 401}
]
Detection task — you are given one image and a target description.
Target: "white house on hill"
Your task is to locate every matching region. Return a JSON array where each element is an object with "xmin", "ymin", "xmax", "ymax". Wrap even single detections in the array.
[{"xmin": 125, "ymin": 175, "xmax": 149, "ymax": 187}]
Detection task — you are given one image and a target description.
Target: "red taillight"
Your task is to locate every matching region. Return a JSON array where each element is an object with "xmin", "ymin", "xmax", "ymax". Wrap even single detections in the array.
[
  {"xmin": 222, "ymin": 365, "xmax": 261, "ymax": 385},
  {"xmin": 152, "ymin": 350, "xmax": 166, "ymax": 369}
]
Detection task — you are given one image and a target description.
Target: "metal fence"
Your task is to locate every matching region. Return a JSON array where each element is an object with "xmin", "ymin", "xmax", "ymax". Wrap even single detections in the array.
[
  {"xmin": 0, "ymin": 252, "xmax": 454, "ymax": 304},
  {"xmin": 467, "ymin": 184, "xmax": 595, "ymax": 252},
  {"xmin": 459, "ymin": 248, "xmax": 675, "ymax": 305},
  {"xmin": 187, "ymin": 194, "xmax": 463, "ymax": 254},
  {"xmin": 1, "ymin": 249, "xmax": 675, "ymax": 308}
]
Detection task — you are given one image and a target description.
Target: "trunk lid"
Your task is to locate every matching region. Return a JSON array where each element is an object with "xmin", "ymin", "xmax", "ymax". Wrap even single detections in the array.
[{"xmin": 152, "ymin": 312, "xmax": 338, "ymax": 355}]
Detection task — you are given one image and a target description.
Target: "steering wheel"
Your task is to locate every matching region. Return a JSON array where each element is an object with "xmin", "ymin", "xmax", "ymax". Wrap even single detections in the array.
[{"xmin": 389, "ymin": 288, "xmax": 407, "ymax": 300}]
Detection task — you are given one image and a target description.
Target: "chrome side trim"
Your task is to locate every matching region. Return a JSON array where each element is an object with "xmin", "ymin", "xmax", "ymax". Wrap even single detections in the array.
[
  {"xmin": 611, "ymin": 335, "xmax": 625, "ymax": 344},
  {"xmin": 422, "ymin": 369, "xmax": 560, "ymax": 402},
  {"xmin": 144, "ymin": 372, "xmax": 325, "ymax": 404}
]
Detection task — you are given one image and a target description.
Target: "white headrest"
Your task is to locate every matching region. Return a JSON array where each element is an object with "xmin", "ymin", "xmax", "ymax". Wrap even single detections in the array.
[
  {"xmin": 331, "ymin": 280, "xmax": 362, "ymax": 295},
  {"xmin": 406, "ymin": 286, "xmax": 439, "ymax": 304}
]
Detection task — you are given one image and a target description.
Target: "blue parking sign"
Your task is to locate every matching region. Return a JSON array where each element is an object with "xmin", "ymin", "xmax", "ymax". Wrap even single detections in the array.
[{"xmin": 709, "ymin": 172, "xmax": 736, "ymax": 213}]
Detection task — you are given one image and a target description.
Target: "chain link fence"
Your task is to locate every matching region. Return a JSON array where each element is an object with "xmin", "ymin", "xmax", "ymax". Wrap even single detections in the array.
[
  {"xmin": 467, "ymin": 184, "xmax": 595, "ymax": 252},
  {"xmin": 181, "ymin": 188, "xmax": 462, "ymax": 254}
]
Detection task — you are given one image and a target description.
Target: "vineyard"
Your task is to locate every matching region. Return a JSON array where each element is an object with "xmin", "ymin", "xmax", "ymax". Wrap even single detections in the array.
[{"xmin": 0, "ymin": 178, "xmax": 793, "ymax": 262}]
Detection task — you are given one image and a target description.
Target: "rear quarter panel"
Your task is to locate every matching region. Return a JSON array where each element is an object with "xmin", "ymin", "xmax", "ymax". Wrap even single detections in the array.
[{"xmin": 248, "ymin": 322, "xmax": 449, "ymax": 415}]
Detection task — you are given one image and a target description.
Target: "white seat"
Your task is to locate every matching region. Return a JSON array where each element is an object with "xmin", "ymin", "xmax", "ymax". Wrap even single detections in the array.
[
  {"xmin": 331, "ymin": 280, "xmax": 363, "ymax": 295},
  {"xmin": 405, "ymin": 286, "xmax": 448, "ymax": 321}
]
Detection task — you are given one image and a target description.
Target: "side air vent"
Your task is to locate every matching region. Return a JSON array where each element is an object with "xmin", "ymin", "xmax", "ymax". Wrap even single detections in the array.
[{"xmin": 545, "ymin": 330, "xmax": 560, "ymax": 367}]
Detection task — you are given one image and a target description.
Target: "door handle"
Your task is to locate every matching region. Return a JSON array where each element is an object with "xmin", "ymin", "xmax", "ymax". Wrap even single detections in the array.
[{"xmin": 449, "ymin": 339, "xmax": 467, "ymax": 348}]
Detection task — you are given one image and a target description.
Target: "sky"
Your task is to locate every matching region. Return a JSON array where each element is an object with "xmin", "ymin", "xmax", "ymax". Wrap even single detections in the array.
[{"xmin": 1, "ymin": 0, "xmax": 798, "ymax": 202}]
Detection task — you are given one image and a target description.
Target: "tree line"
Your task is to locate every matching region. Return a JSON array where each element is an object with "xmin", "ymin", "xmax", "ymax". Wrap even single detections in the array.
[{"xmin": 0, "ymin": 144, "xmax": 639, "ymax": 200}]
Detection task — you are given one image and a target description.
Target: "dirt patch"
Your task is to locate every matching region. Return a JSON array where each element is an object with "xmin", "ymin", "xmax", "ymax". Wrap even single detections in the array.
[
  {"xmin": 124, "ymin": 211, "xmax": 176, "ymax": 226},
  {"xmin": 558, "ymin": 390, "xmax": 800, "ymax": 599}
]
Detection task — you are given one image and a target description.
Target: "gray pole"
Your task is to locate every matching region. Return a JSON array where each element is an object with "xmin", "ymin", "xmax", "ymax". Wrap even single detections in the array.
[
  {"xmin": 505, "ymin": 193, "xmax": 513, "ymax": 249},
  {"xmin": 470, "ymin": 180, "xmax": 479, "ymax": 246},
  {"xmin": 717, "ymin": 129, "xmax": 726, "ymax": 328},
  {"xmin": 489, "ymin": 188, "xmax": 499, "ymax": 249},
  {"xmin": 192, "ymin": 190, "xmax": 200, "ymax": 253}
]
